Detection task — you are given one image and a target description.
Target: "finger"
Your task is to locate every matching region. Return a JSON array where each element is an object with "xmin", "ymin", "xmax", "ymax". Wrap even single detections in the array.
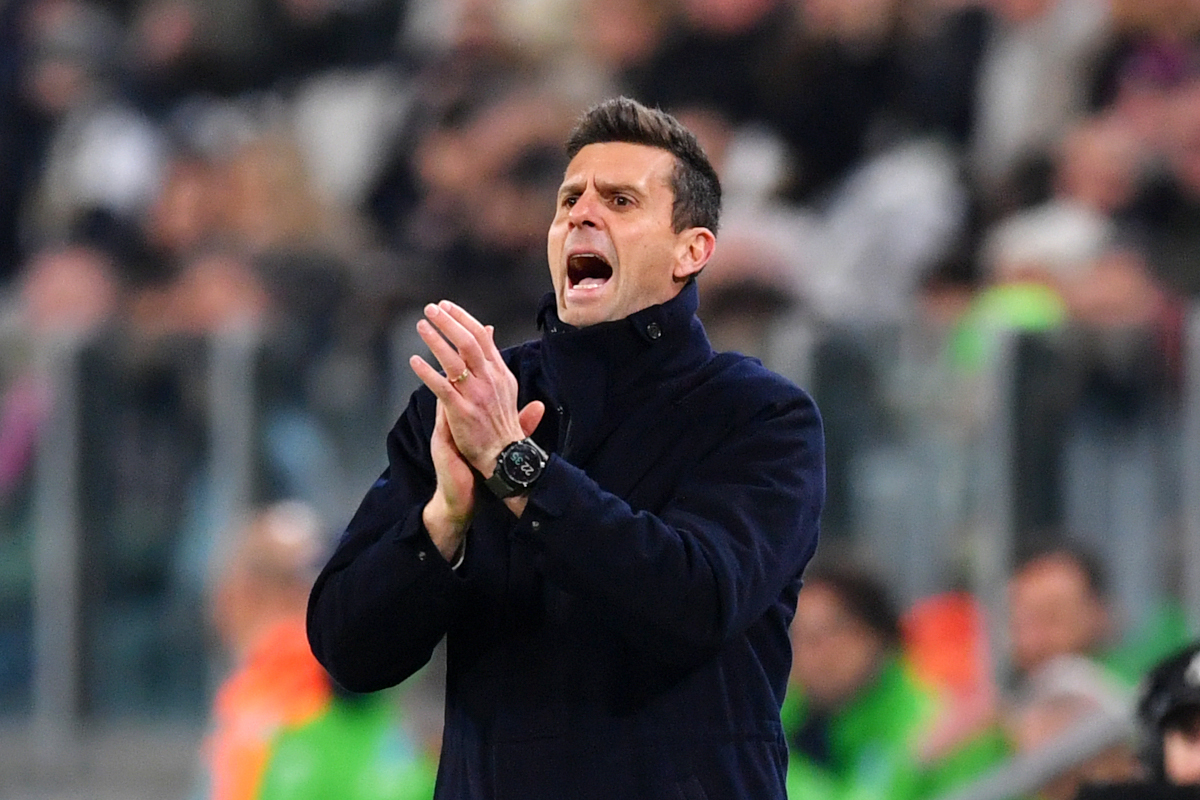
[
  {"xmin": 438, "ymin": 301, "xmax": 501, "ymax": 365},
  {"xmin": 518, "ymin": 400, "xmax": 546, "ymax": 437},
  {"xmin": 416, "ymin": 318, "xmax": 468, "ymax": 379},
  {"xmin": 433, "ymin": 401, "xmax": 463, "ymax": 452},
  {"xmin": 425, "ymin": 303, "xmax": 488, "ymax": 373},
  {"xmin": 439, "ymin": 300, "xmax": 488, "ymax": 339},
  {"xmin": 409, "ymin": 354, "xmax": 464, "ymax": 405}
]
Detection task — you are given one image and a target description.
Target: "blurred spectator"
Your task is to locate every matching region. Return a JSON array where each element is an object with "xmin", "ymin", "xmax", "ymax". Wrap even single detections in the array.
[
  {"xmin": 634, "ymin": 0, "xmax": 788, "ymax": 128},
  {"xmin": 120, "ymin": 0, "xmax": 245, "ymax": 118},
  {"xmin": 127, "ymin": 248, "xmax": 269, "ymax": 336},
  {"xmin": 0, "ymin": 0, "xmax": 42, "ymax": 280},
  {"xmin": 555, "ymin": 0, "xmax": 674, "ymax": 103},
  {"xmin": 893, "ymin": 0, "xmax": 991, "ymax": 148},
  {"xmin": 216, "ymin": 131, "xmax": 364, "ymax": 259},
  {"xmin": 22, "ymin": 0, "xmax": 168, "ymax": 254},
  {"xmin": 755, "ymin": 0, "xmax": 908, "ymax": 202},
  {"xmin": 1008, "ymin": 541, "xmax": 1116, "ymax": 684},
  {"xmin": 256, "ymin": 684, "xmax": 438, "ymax": 800},
  {"xmin": 785, "ymin": 566, "xmax": 1008, "ymax": 799},
  {"xmin": 1127, "ymin": 79, "xmax": 1200, "ymax": 299},
  {"xmin": 948, "ymin": 111, "xmax": 1171, "ymax": 374},
  {"xmin": 17, "ymin": 240, "xmax": 121, "ymax": 334},
  {"xmin": 1091, "ymin": 0, "xmax": 1200, "ymax": 146},
  {"xmin": 376, "ymin": 86, "xmax": 574, "ymax": 345},
  {"xmin": 971, "ymin": 0, "xmax": 1113, "ymax": 205},
  {"xmin": 199, "ymin": 501, "xmax": 332, "ymax": 800},
  {"xmin": 976, "ymin": 113, "xmax": 1168, "ymax": 331},
  {"xmin": 126, "ymin": 245, "xmax": 370, "ymax": 524},
  {"xmin": 142, "ymin": 147, "xmax": 222, "ymax": 265},
  {"xmin": 253, "ymin": 0, "xmax": 407, "ymax": 89}
]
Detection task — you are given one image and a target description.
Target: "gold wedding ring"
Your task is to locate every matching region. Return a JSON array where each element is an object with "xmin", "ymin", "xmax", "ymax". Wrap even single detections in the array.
[{"xmin": 451, "ymin": 368, "xmax": 470, "ymax": 384}]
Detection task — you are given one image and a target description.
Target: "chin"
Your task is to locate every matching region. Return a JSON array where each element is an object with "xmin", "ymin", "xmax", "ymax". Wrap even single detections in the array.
[
  {"xmin": 558, "ymin": 295, "xmax": 611, "ymax": 328},
  {"xmin": 560, "ymin": 309, "xmax": 601, "ymax": 328}
]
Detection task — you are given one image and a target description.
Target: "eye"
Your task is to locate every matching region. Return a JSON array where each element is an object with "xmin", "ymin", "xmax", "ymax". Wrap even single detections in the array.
[
  {"xmin": 562, "ymin": 195, "xmax": 578, "ymax": 208},
  {"xmin": 612, "ymin": 195, "xmax": 631, "ymax": 207}
]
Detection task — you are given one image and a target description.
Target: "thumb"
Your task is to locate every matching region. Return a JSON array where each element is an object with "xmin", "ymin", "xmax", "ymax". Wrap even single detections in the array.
[{"xmin": 518, "ymin": 400, "xmax": 546, "ymax": 438}]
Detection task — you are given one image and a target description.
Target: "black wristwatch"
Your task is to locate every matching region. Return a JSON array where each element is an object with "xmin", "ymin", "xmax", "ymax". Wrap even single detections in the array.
[{"xmin": 484, "ymin": 438, "xmax": 549, "ymax": 499}]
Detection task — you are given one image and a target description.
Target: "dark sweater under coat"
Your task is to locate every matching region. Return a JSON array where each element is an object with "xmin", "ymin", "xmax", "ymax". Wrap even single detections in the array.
[{"xmin": 307, "ymin": 281, "xmax": 825, "ymax": 799}]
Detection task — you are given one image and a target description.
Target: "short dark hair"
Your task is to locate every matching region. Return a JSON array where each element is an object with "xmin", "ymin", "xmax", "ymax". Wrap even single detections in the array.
[
  {"xmin": 1014, "ymin": 537, "xmax": 1109, "ymax": 600},
  {"xmin": 565, "ymin": 97, "xmax": 722, "ymax": 235},
  {"xmin": 804, "ymin": 565, "xmax": 901, "ymax": 648}
]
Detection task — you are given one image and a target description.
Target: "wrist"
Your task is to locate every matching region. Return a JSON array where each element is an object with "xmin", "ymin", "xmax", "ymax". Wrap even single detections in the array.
[{"xmin": 422, "ymin": 493, "xmax": 470, "ymax": 561}]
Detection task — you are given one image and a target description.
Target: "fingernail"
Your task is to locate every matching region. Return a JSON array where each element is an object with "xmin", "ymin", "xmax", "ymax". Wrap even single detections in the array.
[
  {"xmin": 425, "ymin": 303, "xmax": 439, "ymax": 316},
  {"xmin": 439, "ymin": 300, "xmax": 454, "ymax": 311}
]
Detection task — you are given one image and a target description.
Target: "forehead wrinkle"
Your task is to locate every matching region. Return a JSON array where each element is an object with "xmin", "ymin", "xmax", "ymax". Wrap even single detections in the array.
[
  {"xmin": 594, "ymin": 177, "xmax": 649, "ymax": 200},
  {"xmin": 559, "ymin": 146, "xmax": 674, "ymax": 196}
]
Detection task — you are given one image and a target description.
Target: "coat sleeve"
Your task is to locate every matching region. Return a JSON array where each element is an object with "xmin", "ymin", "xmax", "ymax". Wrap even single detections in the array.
[
  {"xmin": 306, "ymin": 387, "xmax": 461, "ymax": 692},
  {"xmin": 517, "ymin": 380, "xmax": 825, "ymax": 668}
]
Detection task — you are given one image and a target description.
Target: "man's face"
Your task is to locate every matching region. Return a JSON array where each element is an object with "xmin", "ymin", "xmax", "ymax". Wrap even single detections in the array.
[
  {"xmin": 1008, "ymin": 555, "xmax": 1107, "ymax": 676},
  {"xmin": 547, "ymin": 141, "xmax": 709, "ymax": 328},
  {"xmin": 789, "ymin": 583, "xmax": 885, "ymax": 710}
]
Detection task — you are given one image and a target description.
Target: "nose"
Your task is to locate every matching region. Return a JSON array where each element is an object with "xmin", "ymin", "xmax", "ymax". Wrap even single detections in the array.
[{"xmin": 567, "ymin": 188, "xmax": 601, "ymax": 228}]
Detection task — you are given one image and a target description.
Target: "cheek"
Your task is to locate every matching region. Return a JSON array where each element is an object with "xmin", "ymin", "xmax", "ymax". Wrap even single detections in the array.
[{"xmin": 546, "ymin": 227, "xmax": 564, "ymax": 279}]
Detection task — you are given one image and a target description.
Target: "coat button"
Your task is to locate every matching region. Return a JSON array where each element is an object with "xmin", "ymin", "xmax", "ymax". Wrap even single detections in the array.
[
  {"xmin": 531, "ymin": 521, "xmax": 541, "ymax": 532},
  {"xmin": 646, "ymin": 322, "xmax": 662, "ymax": 340},
  {"xmin": 417, "ymin": 550, "xmax": 427, "ymax": 561}
]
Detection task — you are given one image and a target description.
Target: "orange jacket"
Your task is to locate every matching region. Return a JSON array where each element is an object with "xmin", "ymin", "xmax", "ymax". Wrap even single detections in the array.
[{"xmin": 204, "ymin": 617, "xmax": 331, "ymax": 800}]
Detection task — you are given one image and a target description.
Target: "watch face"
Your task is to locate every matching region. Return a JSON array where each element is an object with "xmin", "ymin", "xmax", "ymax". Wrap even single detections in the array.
[{"xmin": 501, "ymin": 441, "xmax": 545, "ymax": 487}]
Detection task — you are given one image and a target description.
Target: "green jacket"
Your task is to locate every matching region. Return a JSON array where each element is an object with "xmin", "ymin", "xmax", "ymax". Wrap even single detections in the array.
[
  {"xmin": 257, "ymin": 691, "xmax": 438, "ymax": 800},
  {"xmin": 783, "ymin": 656, "xmax": 1010, "ymax": 800}
]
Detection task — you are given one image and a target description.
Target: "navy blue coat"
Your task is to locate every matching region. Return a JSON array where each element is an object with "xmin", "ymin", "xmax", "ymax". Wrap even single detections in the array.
[{"xmin": 307, "ymin": 282, "xmax": 824, "ymax": 799}]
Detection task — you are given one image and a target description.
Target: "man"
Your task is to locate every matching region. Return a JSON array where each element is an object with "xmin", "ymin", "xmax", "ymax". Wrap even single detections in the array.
[
  {"xmin": 306, "ymin": 97, "xmax": 825, "ymax": 799},
  {"xmin": 783, "ymin": 567, "xmax": 1009, "ymax": 800},
  {"xmin": 1008, "ymin": 542, "xmax": 1113, "ymax": 681},
  {"xmin": 784, "ymin": 566, "xmax": 939, "ymax": 800},
  {"xmin": 202, "ymin": 502, "xmax": 333, "ymax": 800}
]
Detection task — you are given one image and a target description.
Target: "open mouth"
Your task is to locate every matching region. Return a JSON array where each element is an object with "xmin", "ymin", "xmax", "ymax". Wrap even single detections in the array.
[{"xmin": 567, "ymin": 253, "xmax": 613, "ymax": 289}]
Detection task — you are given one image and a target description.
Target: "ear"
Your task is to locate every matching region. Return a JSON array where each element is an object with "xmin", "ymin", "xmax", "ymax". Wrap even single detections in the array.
[{"xmin": 673, "ymin": 227, "xmax": 716, "ymax": 282}]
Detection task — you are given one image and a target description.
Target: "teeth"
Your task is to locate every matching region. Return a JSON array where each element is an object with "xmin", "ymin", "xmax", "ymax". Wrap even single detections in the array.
[
  {"xmin": 568, "ymin": 253, "xmax": 604, "ymax": 269},
  {"xmin": 567, "ymin": 253, "xmax": 612, "ymax": 287}
]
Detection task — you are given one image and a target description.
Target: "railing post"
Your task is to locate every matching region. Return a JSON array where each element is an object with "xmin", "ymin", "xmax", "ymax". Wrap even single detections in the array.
[
  {"xmin": 972, "ymin": 329, "xmax": 1018, "ymax": 689},
  {"xmin": 31, "ymin": 333, "xmax": 84, "ymax": 771},
  {"xmin": 1182, "ymin": 306, "xmax": 1200, "ymax": 634},
  {"xmin": 208, "ymin": 325, "xmax": 258, "ymax": 559}
]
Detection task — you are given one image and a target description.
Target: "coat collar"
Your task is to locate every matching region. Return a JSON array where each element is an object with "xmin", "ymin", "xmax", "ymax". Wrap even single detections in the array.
[{"xmin": 535, "ymin": 280, "xmax": 714, "ymax": 459}]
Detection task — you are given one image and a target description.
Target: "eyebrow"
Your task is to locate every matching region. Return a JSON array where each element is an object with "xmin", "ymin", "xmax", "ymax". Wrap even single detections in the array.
[{"xmin": 557, "ymin": 178, "xmax": 648, "ymax": 201}]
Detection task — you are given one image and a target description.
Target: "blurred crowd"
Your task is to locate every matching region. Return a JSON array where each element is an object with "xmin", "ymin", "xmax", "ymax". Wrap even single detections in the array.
[
  {"xmin": 3, "ymin": 0, "xmax": 1200, "ymax": 350},
  {"xmin": 4, "ymin": 0, "xmax": 1200, "ymax": 543},
  {"xmin": 4, "ymin": 0, "xmax": 1200, "ymax": 798},
  {"xmin": 206, "ymin": 504, "xmax": 1195, "ymax": 800},
  {"xmin": 782, "ymin": 536, "xmax": 1200, "ymax": 800}
]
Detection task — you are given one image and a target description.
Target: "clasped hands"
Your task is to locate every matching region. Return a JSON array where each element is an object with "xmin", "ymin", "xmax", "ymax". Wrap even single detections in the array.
[{"xmin": 409, "ymin": 301, "xmax": 545, "ymax": 560}]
